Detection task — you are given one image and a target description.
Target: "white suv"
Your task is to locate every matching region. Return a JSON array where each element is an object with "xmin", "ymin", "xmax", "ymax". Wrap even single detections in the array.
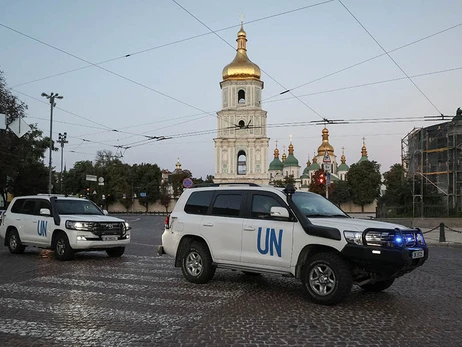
[
  {"xmin": 0, "ymin": 195, "xmax": 131, "ymax": 260},
  {"xmin": 158, "ymin": 184, "xmax": 428, "ymax": 305}
]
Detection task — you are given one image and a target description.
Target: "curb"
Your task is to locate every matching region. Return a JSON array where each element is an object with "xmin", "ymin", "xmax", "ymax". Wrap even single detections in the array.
[{"xmin": 425, "ymin": 241, "xmax": 462, "ymax": 248}]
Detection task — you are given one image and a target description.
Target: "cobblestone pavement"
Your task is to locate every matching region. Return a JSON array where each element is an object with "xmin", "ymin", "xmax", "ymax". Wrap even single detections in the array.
[{"xmin": 0, "ymin": 216, "xmax": 460, "ymax": 347}]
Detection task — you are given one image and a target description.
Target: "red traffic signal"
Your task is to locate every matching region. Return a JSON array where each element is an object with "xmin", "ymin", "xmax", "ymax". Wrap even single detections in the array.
[{"xmin": 319, "ymin": 173, "xmax": 324, "ymax": 184}]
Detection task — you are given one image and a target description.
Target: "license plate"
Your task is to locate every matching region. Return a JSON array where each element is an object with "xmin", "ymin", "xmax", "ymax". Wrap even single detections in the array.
[
  {"xmin": 102, "ymin": 236, "xmax": 118, "ymax": 241},
  {"xmin": 412, "ymin": 250, "xmax": 424, "ymax": 259}
]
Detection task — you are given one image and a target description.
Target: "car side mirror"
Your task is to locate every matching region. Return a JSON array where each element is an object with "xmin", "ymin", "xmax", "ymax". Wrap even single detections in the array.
[
  {"xmin": 270, "ymin": 206, "xmax": 290, "ymax": 219},
  {"xmin": 40, "ymin": 208, "xmax": 51, "ymax": 216},
  {"xmin": 103, "ymin": 209, "xmax": 109, "ymax": 216}
]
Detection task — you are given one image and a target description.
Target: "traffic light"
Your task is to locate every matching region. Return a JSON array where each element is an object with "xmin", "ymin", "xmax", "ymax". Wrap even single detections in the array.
[
  {"xmin": 319, "ymin": 173, "xmax": 324, "ymax": 184},
  {"xmin": 86, "ymin": 187, "xmax": 90, "ymax": 194}
]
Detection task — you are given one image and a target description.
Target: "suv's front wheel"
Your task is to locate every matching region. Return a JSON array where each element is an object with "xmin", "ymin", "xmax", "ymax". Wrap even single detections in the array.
[
  {"xmin": 106, "ymin": 247, "xmax": 125, "ymax": 258},
  {"xmin": 301, "ymin": 252, "xmax": 352, "ymax": 305},
  {"xmin": 181, "ymin": 241, "xmax": 216, "ymax": 284},
  {"xmin": 54, "ymin": 232, "xmax": 75, "ymax": 261}
]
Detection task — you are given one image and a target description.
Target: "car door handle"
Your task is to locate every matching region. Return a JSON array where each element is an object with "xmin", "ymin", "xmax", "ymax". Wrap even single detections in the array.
[
  {"xmin": 244, "ymin": 227, "xmax": 255, "ymax": 231},
  {"xmin": 33, "ymin": 221, "xmax": 37, "ymax": 224},
  {"xmin": 203, "ymin": 222, "xmax": 214, "ymax": 227}
]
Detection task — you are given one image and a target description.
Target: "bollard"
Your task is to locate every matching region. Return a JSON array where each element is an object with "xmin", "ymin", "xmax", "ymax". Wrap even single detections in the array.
[{"xmin": 439, "ymin": 223, "xmax": 446, "ymax": 242}]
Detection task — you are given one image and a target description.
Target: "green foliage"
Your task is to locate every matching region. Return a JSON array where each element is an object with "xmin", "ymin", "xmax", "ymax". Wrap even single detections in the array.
[
  {"xmin": 132, "ymin": 163, "xmax": 162, "ymax": 212},
  {"xmin": 159, "ymin": 181, "xmax": 172, "ymax": 213},
  {"xmin": 379, "ymin": 164, "xmax": 412, "ymax": 214},
  {"xmin": 347, "ymin": 161, "xmax": 382, "ymax": 211},
  {"xmin": 0, "ymin": 71, "xmax": 51, "ymax": 201},
  {"xmin": 330, "ymin": 180, "xmax": 350, "ymax": 207},
  {"xmin": 170, "ymin": 170, "xmax": 192, "ymax": 197}
]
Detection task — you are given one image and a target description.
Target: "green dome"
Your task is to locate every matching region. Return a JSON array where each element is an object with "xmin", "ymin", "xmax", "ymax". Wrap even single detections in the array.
[
  {"xmin": 358, "ymin": 155, "xmax": 368, "ymax": 163},
  {"xmin": 283, "ymin": 154, "xmax": 299, "ymax": 167},
  {"xmin": 307, "ymin": 162, "xmax": 320, "ymax": 171},
  {"xmin": 269, "ymin": 157, "xmax": 284, "ymax": 171},
  {"xmin": 338, "ymin": 163, "xmax": 349, "ymax": 171}
]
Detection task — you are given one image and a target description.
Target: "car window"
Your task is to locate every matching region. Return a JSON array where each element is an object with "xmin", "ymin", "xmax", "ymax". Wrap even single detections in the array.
[
  {"xmin": 56, "ymin": 199, "xmax": 103, "ymax": 215},
  {"xmin": 211, "ymin": 194, "xmax": 242, "ymax": 217},
  {"xmin": 19, "ymin": 200, "xmax": 37, "ymax": 215},
  {"xmin": 38, "ymin": 199, "xmax": 51, "ymax": 213},
  {"xmin": 11, "ymin": 199, "xmax": 26, "ymax": 213},
  {"xmin": 292, "ymin": 192, "xmax": 347, "ymax": 217},
  {"xmin": 251, "ymin": 194, "xmax": 284, "ymax": 219},
  {"xmin": 184, "ymin": 191, "xmax": 214, "ymax": 215}
]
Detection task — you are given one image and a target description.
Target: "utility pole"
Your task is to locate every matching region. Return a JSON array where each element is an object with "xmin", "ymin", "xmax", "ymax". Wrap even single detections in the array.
[
  {"xmin": 57, "ymin": 132, "xmax": 68, "ymax": 194},
  {"xmin": 41, "ymin": 92, "xmax": 63, "ymax": 194}
]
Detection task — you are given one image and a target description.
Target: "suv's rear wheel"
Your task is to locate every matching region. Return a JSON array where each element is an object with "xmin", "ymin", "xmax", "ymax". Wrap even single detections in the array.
[
  {"xmin": 7, "ymin": 229, "xmax": 26, "ymax": 254},
  {"xmin": 54, "ymin": 233, "xmax": 74, "ymax": 261},
  {"xmin": 181, "ymin": 241, "xmax": 216, "ymax": 284},
  {"xmin": 106, "ymin": 247, "xmax": 125, "ymax": 258},
  {"xmin": 360, "ymin": 278, "xmax": 395, "ymax": 292},
  {"xmin": 301, "ymin": 252, "xmax": 352, "ymax": 305}
]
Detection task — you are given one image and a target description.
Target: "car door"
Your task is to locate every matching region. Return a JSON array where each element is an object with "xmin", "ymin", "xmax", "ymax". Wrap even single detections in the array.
[
  {"xmin": 33, "ymin": 199, "xmax": 53, "ymax": 246},
  {"xmin": 15, "ymin": 199, "xmax": 39, "ymax": 244},
  {"xmin": 241, "ymin": 192, "xmax": 295, "ymax": 269},
  {"xmin": 199, "ymin": 190, "xmax": 245, "ymax": 263}
]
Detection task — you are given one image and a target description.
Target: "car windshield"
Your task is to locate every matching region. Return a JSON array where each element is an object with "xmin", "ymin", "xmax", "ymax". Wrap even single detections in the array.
[
  {"xmin": 292, "ymin": 192, "xmax": 348, "ymax": 218},
  {"xmin": 56, "ymin": 199, "xmax": 103, "ymax": 215}
]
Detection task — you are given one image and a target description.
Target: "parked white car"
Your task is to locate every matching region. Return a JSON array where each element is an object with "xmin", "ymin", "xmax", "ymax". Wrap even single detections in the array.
[
  {"xmin": 158, "ymin": 184, "xmax": 428, "ymax": 305},
  {"xmin": 0, "ymin": 195, "xmax": 131, "ymax": 260}
]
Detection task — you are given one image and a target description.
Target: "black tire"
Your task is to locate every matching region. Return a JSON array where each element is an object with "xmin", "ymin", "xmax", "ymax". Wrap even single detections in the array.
[
  {"xmin": 54, "ymin": 233, "xmax": 74, "ymax": 261},
  {"xmin": 242, "ymin": 271, "xmax": 261, "ymax": 276},
  {"xmin": 181, "ymin": 241, "xmax": 216, "ymax": 284},
  {"xmin": 361, "ymin": 278, "xmax": 395, "ymax": 292},
  {"xmin": 6, "ymin": 229, "xmax": 26, "ymax": 254},
  {"xmin": 301, "ymin": 252, "xmax": 352, "ymax": 306},
  {"xmin": 106, "ymin": 247, "xmax": 125, "ymax": 258}
]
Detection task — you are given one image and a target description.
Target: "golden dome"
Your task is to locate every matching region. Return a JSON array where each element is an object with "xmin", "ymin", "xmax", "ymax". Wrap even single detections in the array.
[
  {"xmin": 273, "ymin": 147, "xmax": 280, "ymax": 158},
  {"xmin": 282, "ymin": 152, "xmax": 287, "ymax": 162},
  {"xmin": 222, "ymin": 24, "xmax": 261, "ymax": 81},
  {"xmin": 317, "ymin": 128, "xmax": 335, "ymax": 156},
  {"xmin": 361, "ymin": 138, "xmax": 368, "ymax": 157}
]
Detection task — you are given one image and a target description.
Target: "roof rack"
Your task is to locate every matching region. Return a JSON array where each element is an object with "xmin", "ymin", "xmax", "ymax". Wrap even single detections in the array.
[{"xmin": 191, "ymin": 183, "xmax": 260, "ymax": 188}]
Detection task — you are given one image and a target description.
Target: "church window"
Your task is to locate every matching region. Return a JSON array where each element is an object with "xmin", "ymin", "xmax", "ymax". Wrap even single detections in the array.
[
  {"xmin": 238, "ymin": 89, "xmax": 245, "ymax": 104},
  {"xmin": 237, "ymin": 150, "xmax": 247, "ymax": 175},
  {"xmin": 238, "ymin": 120, "xmax": 245, "ymax": 128}
]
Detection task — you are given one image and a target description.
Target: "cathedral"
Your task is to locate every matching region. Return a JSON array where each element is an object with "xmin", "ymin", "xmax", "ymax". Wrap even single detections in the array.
[{"xmin": 213, "ymin": 22, "xmax": 370, "ymax": 188}]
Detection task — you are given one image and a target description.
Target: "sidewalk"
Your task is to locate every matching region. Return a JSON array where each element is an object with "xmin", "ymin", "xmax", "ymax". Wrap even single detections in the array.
[{"xmin": 420, "ymin": 225, "xmax": 462, "ymax": 247}]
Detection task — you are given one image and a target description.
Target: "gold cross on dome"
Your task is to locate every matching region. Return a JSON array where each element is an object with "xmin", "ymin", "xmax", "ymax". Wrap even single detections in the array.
[
  {"xmin": 362, "ymin": 137, "xmax": 366, "ymax": 145},
  {"xmin": 275, "ymin": 139, "xmax": 279, "ymax": 148},
  {"xmin": 240, "ymin": 14, "xmax": 245, "ymax": 25}
]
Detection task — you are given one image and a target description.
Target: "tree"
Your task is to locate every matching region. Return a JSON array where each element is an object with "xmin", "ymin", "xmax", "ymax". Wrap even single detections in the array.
[
  {"xmin": 347, "ymin": 161, "xmax": 382, "ymax": 212},
  {"xmin": 379, "ymin": 164, "xmax": 412, "ymax": 215},
  {"xmin": 62, "ymin": 160, "xmax": 95, "ymax": 197},
  {"xmin": 132, "ymin": 163, "xmax": 162, "ymax": 212},
  {"xmin": 0, "ymin": 71, "xmax": 51, "ymax": 202},
  {"xmin": 330, "ymin": 180, "xmax": 350, "ymax": 207},
  {"xmin": 170, "ymin": 170, "xmax": 192, "ymax": 197},
  {"xmin": 308, "ymin": 169, "xmax": 333, "ymax": 196},
  {"xmin": 159, "ymin": 181, "xmax": 172, "ymax": 213}
]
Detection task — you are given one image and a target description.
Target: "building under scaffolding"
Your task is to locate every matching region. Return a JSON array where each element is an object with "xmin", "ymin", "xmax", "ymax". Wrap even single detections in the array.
[{"xmin": 402, "ymin": 111, "xmax": 462, "ymax": 217}]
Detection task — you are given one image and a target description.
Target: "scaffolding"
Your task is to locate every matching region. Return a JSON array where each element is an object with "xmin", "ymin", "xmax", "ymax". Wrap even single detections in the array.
[{"xmin": 401, "ymin": 120, "xmax": 462, "ymax": 217}]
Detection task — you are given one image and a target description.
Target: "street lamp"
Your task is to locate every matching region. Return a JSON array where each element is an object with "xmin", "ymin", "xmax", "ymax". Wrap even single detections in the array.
[
  {"xmin": 41, "ymin": 92, "xmax": 63, "ymax": 194},
  {"xmin": 57, "ymin": 132, "xmax": 68, "ymax": 193}
]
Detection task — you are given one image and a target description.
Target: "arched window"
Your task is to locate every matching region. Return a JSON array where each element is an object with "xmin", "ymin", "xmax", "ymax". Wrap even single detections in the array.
[
  {"xmin": 237, "ymin": 150, "xmax": 247, "ymax": 175},
  {"xmin": 238, "ymin": 89, "xmax": 245, "ymax": 104}
]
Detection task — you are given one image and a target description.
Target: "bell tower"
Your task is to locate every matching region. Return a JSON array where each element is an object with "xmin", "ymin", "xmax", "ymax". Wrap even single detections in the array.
[{"xmin": 213, "ymin": 21, "xmax": 269, "ymax": 185}]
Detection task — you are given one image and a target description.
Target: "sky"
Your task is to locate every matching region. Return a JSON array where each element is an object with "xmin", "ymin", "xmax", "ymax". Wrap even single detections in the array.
[{"xmin": 1, "ymin": 0, "xmax": 461, "ymax": 179}]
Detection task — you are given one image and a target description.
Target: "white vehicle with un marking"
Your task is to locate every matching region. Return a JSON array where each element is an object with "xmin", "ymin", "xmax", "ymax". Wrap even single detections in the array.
[
  {"xmin": 0, "ymin": 195, "xmax": 131, "ymax": 260},
  {"xmin": 158, "ymin": 184, "xmax": 428, "ymax": 305}
]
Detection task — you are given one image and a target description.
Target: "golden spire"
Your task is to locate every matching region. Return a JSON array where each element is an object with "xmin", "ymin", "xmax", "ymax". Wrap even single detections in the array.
[
  {"xmin": 312, "ymin": 152, "xmax": 318, "ymax": 163},
  {"xmin": 341, "ymin": 146, "xmax": 346, "ymax": 164},
  {"xmin": 273, "ymin": 139, "xmax": 280, "ymax": 158},
  {"xmin": 306, "ymin": 154, "xmax": 311, "ymax": 166},
  {"xmin": 281, "ymin": 145, "xmax": 287, "ymax": 162},
  {"xmin": 222, "ymin": 20, "xmax": 261, "ymax": 81},
  {"xmin": 176, "ymin": 158, "xmax": 181, "ymax": 170},
  {"xmin": 317, "ymin": 127, "xmax": 335, "ymax": 156},
  {"xmin": 361, "ymin": 137, "xmax": 368, "ymax": 157},
  {"xmin": 288, "ymin": 135, "xmax": 294, "ymax": 155}
]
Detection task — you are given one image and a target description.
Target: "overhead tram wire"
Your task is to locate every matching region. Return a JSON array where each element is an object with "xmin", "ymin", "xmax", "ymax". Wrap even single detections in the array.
[
  {"xmin": 263, "ymin": 65, "xmax": 462, "ymax": 104},
  {"xmin": 9, "ymin": 0, "xmax": 334, "ymax": 89},
  {"xmin": 0, "ymin": 22, "xmax": 221, "ymax": 122},
  {"xmin": 262, "ymin": 21, "xmax": 462, "ymax": 102},
  {"xmin": 337, "ymin": 0, "xmax": 443, "ymax": 116},
  {"xmin": 171, "ymin": 0, "xmax": 329, "ymax": 123}
]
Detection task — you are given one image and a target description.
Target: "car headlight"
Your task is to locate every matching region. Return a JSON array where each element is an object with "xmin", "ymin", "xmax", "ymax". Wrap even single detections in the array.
[
  {"xmin": 344, "ymin": 231, "xmax": 363, "ymax": 245},
  {"xmin": 124, "ymin": 222, "xmax": 131, "ymax": 231},
  {"xmin": 65, "ymin": 221, "xmax": 94, "ymax": 231}
]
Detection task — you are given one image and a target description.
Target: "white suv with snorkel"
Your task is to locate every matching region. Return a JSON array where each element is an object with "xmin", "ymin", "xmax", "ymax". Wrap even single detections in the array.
[{"xmin": 158, "ymin": 184, "xmax": 428, "ymax": 305}]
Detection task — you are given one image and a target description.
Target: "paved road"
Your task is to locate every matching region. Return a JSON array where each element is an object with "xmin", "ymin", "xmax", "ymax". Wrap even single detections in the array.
[{"xmin": 0, "ymin": 215, "xmax": 460, "ymax": 346}]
